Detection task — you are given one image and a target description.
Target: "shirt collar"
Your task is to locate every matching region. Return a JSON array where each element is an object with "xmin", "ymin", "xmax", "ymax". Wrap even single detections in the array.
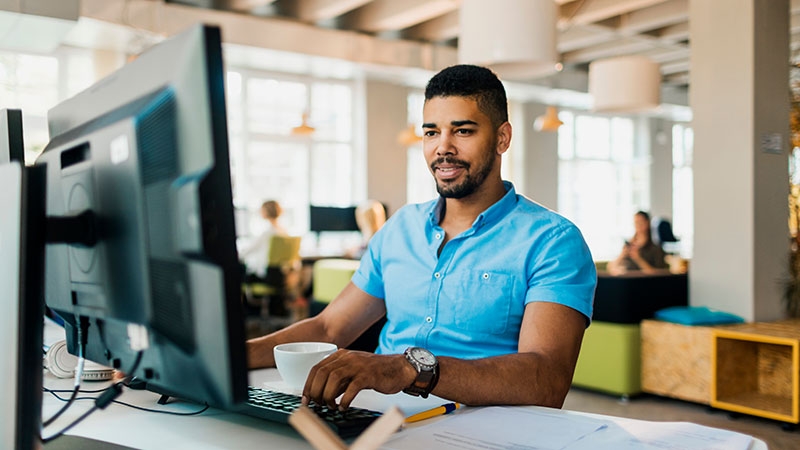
[{"xmin": 426, "ymin": 181, "xmax": 517, "ymax": 230}]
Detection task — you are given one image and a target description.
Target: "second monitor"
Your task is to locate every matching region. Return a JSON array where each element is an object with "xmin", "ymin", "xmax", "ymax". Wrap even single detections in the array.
[{"xmin": 35, "ymin": 24, "xmax": 247, "ymax": 408}]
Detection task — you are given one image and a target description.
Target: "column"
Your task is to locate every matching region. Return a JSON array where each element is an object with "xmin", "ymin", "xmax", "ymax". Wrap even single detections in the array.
[
  {"xmin": 365, "ymin": 79, "xmax": 408, "ymax": 215},
  {"xmin": 689, "ymin": 0, "xmax": 790, "ymax": 321},
  {"xmin": 648, "ymin": 117, "xmax": 674, "ymax": 220},
  {"xmin": 521, "ymin": 101, "xmax": 559, "ymax": 210}
]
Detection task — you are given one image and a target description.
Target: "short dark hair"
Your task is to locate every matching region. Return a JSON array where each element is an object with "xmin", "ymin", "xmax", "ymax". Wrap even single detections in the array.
[{"xmin": 424, "ymin": 64, "xmax": 508, "ymax": 127}]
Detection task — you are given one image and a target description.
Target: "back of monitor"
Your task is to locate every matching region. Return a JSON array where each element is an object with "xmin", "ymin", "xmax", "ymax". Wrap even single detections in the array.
[{"xmin": 0, "ymin": 160, "xmax": 46, "ymax": 450}]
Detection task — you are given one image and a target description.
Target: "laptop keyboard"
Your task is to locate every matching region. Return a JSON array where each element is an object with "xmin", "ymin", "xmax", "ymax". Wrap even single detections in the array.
[{"xmin": 242, "ymin": 386, "xmax": 383, "ymax": 439}]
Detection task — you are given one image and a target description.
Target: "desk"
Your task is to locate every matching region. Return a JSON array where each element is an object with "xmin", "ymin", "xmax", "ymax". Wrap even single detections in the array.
[
  {"xmin": 41, "ymin": 369, "xmax": 768, "ymax": 450},
  {"xmin": 41, "ymin": 368, "xmax": 447, "ymax": 450}
]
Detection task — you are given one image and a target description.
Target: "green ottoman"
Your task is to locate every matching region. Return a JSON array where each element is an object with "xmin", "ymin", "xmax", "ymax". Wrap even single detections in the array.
[{"xmin": 572, "ymin": 321, "xmax": 641, "ymax": 398}]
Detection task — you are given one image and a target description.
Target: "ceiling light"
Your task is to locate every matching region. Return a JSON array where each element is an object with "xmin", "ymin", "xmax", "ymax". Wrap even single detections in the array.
[
  {"xmin": 533, "ymin": 106, "xmax": 563, "ymax": 132},
  {"xmin": 458, "ymin": 0, "xmax": 559, "ymax": 80},
  {"xmin": 589, "ymin": 56, "xmax": 661, "ymax": 113},
  {"xmin": 291, "ymin": 112, "xmax": 315, "ymax": 136},
  {"xmin": 397, "ymin": 124, "xmax": 422, "ymax": 146}
]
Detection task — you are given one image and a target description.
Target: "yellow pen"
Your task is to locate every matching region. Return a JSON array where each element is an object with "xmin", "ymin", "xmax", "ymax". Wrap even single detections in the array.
[{"xmin": 404, "ymin": 402, "xmax": 461, "ymax": 423}]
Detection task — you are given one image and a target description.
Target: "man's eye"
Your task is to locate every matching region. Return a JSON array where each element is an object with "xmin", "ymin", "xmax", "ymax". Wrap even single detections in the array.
[
  {"xmin": 423, "ymin": 130, "xmax": 438, "ymax": 137},
  {"xmin": 456, "ymin": 129, "xmax": 474, "ymax": 135}
]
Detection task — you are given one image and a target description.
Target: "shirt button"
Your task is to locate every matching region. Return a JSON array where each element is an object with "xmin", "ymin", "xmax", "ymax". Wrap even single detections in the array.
[
  {"xmin": 425, "ymin": 316, "xmax": 433, "ymax": 323},
  {"xmin": 482, "ymin": 273, "xmax": 490, "ymax": 280},
  {"xmin": 435, "ymin": 233, "xmax": 442, "ymax": 239},
  {"xmin": 434, "ymin": 272, "xmax": 441, "ymax": 279}
]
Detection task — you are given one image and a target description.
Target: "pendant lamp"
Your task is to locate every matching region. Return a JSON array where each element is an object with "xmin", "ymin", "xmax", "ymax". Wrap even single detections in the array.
[
  {"xmin": 534, "ymin": 106, "xmax": 563, "ymax": 132},
  {"xmin": 397, "ymin": 124, "xmax": 423, "ymax": 146},
  {"xmin": 458, "ymin": 0, "xmax": 559, "ymax": 80},
  {"xmin": 589, "ymin": 56, "xmax": 661, "ymax": 113},
  {"xmin": 291, "ymin": 112, "xmax": 315, "ymax": 135}
]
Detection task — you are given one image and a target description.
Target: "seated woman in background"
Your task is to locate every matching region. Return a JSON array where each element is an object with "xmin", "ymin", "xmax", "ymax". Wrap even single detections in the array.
[
  {"xmin": 346, "ymin": 199, "xmax": 387, "ymax": 259},
  {"xmin": 238, "ymin": 199, "xmax": 288, "ymax": 277},
  {"xmin": 607, "ymin": 210, "xmax": 668, "ymax": 275}
]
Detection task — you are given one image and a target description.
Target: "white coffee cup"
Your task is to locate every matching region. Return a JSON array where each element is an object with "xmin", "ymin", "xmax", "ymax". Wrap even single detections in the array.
[{"xmin": 273, "ymin": 342, "xmax": 338, "ymax": 392}]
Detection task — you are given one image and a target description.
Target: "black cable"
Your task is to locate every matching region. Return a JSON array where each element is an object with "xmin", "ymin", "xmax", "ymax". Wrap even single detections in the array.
[
  {"xmin": 41, "ymin": 350, "xmax": 144, "ymax": 444},
  {"xmin": 45, "ymin": 386, "xmax": 107, "ymax": 395},
  {"xmin": 41, "ymin": 386, "xmax": 79, "ymax": 427},
  {"xmin": 42, "ymin": 317, "xmax": 88, "ymax": 427},
  {"xmin": 114, "ymin": 399, "xmax": 209, "ymax": 416},
  {"xmin": 41, "ymin": 405, "xmax": 98, "ymax": 443},
  {"xmin": 43, "ymin": 387, "xmax": 210, "ymax": 416}
]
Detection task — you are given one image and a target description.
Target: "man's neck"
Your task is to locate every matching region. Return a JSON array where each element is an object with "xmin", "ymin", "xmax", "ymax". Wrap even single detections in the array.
[{"xmin": 439, "ymin": 179, "xmax": 507, "ymax": 232}]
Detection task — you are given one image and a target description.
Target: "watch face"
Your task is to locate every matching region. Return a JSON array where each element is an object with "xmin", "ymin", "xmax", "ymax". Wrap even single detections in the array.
[{"xmin": 410, "ymin": 347, "xmax": 436, "ymax": 366}]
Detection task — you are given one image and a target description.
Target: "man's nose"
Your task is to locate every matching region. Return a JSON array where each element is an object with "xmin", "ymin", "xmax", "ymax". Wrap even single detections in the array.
[{"xmin": 435, "ymin": 132, "xmax": 456, "ymax": 156}]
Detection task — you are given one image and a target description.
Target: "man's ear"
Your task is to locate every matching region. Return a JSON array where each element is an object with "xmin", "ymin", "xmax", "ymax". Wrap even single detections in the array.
[{"xmin": 496, "ymin": 122, "xmax": 512, "ymax": 155}]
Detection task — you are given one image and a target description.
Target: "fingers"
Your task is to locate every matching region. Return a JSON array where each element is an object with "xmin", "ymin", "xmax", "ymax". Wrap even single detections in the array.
[
  {"xmin": 303, "ymin": 350, "xmax": 352, "ymax": 409},
  {"xmin": 337, "ymin": 382, "xmax": 363, "ymax": 411},
  {"xmin": 301, "ymin": 350, "xmax": 402, "ymax": 410}
]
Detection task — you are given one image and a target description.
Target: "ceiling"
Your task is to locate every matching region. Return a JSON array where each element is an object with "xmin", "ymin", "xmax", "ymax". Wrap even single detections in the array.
[
  {"xmin": 165, "ymin": 0, "xmax": 800, "ymax": 91},
  {"xmin": 48, "ymin": 0, "xmax": 800, "ymax": 113}
]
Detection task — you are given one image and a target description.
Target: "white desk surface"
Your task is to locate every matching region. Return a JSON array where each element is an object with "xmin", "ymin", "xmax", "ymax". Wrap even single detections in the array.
[
  {"xmin": 39, "ymin": 322, "xmax": 766, "ymax": 450},
  {"xmin": 42, "ymin": 368, "xmax": 451, "ymax": 450},
  {"xmin": 40, "ymin": 367, "xmax": 767, "ymax": 450}
]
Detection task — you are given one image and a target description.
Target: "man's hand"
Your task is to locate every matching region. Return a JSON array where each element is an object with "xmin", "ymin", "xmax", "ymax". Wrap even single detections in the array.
[{"xmin": 301, "ymin": 350, "xmax": 416, "ymax": 410}]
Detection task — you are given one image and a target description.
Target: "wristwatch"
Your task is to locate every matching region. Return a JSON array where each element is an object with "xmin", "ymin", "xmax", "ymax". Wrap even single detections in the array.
[{"xmin": 402, "ymin": 347, "xmax": 439, "ymax": 398}]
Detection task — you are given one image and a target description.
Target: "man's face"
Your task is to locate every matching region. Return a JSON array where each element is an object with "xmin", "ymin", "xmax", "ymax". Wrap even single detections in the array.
[{"xmin": 421, "ymin": 96, "xmax": 504, "ymax": 199}]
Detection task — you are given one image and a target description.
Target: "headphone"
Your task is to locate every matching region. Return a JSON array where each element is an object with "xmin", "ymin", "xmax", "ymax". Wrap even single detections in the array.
[{"xmin": 44, "ymin": 340, "xmax": 115, "ymax": 381}]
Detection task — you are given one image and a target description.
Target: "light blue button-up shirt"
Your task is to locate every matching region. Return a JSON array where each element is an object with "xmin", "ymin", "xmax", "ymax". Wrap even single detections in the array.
[{"xmin": 351, "ymin": 181, "xmax": 596, "ymax": 359}]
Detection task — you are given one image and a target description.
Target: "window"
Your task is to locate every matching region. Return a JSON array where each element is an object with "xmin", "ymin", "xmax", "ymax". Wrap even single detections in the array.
[
  {"xmin": 672, "ymin": 123, "xmax": 694, "ymax": 257},
  {"xmin": 557, "ymin": 111, "xmax": 650, "ymax": 261},
  {"xmin": 0, "ymin": 48, "xmax": 98, "ymax": 164},
  {"xmin": 1, "ymin": 51, "xmax": 64, "ymax": 162},
  {"xmin": 225, "ymin": 69, "xmax": 357, "ymax": 237}
]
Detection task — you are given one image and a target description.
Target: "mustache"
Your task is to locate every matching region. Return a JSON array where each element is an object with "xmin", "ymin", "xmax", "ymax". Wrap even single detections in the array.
[{"xmin": 431, "ymin": 156, "xmax": 469, "ymax": 171}]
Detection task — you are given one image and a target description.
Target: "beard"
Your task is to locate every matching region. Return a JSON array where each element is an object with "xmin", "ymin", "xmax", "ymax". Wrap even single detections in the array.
[{"xmin": 431, "ymin": 152, "xmax": 496, "ymax": 199}]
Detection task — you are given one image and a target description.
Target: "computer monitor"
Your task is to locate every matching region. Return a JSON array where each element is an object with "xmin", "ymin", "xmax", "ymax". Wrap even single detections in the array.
[
  {"xmin": 35, "ymin": 24, "xmax": 247, "ymax": 408},
  {"xmin": 0, "ymin": 160, "xmax": 46, "ymax": 450},
  {"xmin": 309, "ymin": 205, "xmax": 360, "ymax": 232},
  {"xmin": 1, "ymin": 109, "xmax": 25, "ymax": 164}
]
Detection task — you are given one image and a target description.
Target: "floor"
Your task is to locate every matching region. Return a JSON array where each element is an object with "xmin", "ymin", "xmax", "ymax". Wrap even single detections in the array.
[{"xmin": 563, "ymin": 388, "xmax": 798, "ymax": 450}]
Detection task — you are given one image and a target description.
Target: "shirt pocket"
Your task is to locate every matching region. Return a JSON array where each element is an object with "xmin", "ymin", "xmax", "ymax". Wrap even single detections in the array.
[{"xmin": 445, "ymin": 270, "xmax": 515, "ymax": 335}]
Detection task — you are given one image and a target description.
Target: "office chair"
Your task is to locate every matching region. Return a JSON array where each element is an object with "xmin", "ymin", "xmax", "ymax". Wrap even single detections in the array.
[
  {"xmin": 242, "ymin": 235, "xmax": 303, "ymax": 335},
  {"xmin": 309, "ymin": 258, "xmax": 385, "ymax": 352},
  {"xmin": 651, "ymin": 217, "xmax": 681, "ymax": 255}
]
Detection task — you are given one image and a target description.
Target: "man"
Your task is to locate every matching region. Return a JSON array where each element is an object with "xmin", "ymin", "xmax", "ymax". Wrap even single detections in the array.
[{"xmin": 247, "ymin": 64, "xmax": 596, "ymax": 411}]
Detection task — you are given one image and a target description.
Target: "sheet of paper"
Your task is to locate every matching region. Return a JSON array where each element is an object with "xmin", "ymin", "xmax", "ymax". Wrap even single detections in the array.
[
  {"xmin": 562, "ymin": 415, "xmax": 753, "ymax": 450},
  {"xmin": 380, "ymin": 405, "xmax": 754, "ymax": 450},
  {"xmin": 381, "ymin": 406, "xmax": 607, "ymax": 450}
]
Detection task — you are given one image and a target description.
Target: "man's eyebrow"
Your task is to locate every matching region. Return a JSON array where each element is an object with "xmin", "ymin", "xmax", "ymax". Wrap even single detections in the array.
[
  {"xmin": 451, "ymin": 120, "xmax": 478, "ymax": 127},
  {"xmin": 422, "ymin": 120, "xmax": 478, "ymax": 129}
]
